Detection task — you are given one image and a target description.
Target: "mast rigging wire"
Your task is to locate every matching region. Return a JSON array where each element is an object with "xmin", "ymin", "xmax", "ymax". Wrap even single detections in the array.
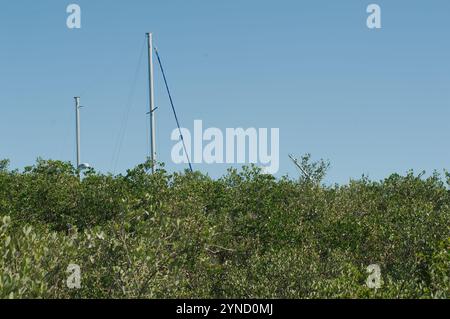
[
  {"xmin": 111, "ymin": 39, "xmax": 146, "ymax": 173},
  {"xmin": 154, "ymin": 47, "xmax": 194, "ymax": 173}
]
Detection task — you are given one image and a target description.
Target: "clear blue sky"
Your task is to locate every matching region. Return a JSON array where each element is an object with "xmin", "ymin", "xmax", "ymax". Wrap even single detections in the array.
[{"xmin": 1, "ymin": 0, "xmax": 449, "ymax": 184}]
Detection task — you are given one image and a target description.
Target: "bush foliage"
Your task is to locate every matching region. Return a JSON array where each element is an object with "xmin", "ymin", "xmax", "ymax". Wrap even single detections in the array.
[{"xmin": 0, "ymin": 158, "xmax": 448, "ymax": 298}]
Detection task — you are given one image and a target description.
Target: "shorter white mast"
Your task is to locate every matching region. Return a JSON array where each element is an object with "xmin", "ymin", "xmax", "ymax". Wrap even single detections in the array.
[{"xmin": 74, "ymin": 96, "xmax": 81, "ymax": 169}]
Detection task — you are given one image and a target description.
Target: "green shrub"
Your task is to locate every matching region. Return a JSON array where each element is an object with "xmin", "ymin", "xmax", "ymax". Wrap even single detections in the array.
[{"xmin": 0, "ymin": 158, "xmax": 448, "ymax": 299}]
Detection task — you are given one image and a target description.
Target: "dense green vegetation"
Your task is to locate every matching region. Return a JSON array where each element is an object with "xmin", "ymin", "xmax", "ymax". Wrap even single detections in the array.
[{"xmin": 0, "ymin": 157, "xmax": 449, "ymax": 299}]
